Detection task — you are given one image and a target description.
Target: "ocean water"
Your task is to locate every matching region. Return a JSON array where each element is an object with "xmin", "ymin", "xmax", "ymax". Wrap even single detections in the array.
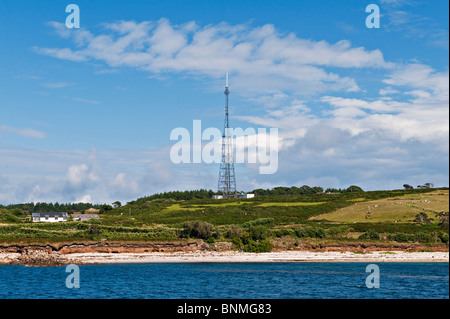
[{"xmin": 0, "ymin": 262, "xmax": 448, "ymax": 299}]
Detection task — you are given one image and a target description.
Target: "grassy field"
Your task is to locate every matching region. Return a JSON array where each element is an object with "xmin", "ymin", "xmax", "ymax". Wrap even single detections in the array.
[
  {"xmin": 311, "ymin": 190, "xmax": 449, "ymax": 223},
  {"xmin": 255, "ymin": 202, "xmax": 326, "ymax": 207}
]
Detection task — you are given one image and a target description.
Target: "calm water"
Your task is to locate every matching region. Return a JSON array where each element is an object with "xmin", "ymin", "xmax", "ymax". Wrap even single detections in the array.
[{"xmin": 0, "ymin": 263, "xmax": 448, "ymax": 299}]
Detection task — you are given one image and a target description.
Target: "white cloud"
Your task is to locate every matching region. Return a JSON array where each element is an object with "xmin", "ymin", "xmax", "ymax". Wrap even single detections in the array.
[
  {"xmin": 41, "ymin": 81, "xmax": 75, "ymax": 89},
  {"xmin": 110, "ymin": 173, "xmax": 140, "ymax": 198},
  {"xmin": 34, "ymin": 19, "xmax": 391, "ymax": 97},
  {"xmin": 33, "ymin": 47, "xmax": 88, "ymax": 62},
  {"xmin": 65, "ymin": 163, "xmax": 101, "ymax": 193},
  {"xmin": 74, "ymin": 97, "xmax": 101, "ymax": 104},
  {"xmin": 379, "ymin": 86, "xmax": 400, "ymax": 95},
  {"xmin": 75, "ymin": 194, "xmax": 92, "ymax": 204},
  {"xmin": 0, "ymin": 125, "xmax": 46, "ymax": 139}
]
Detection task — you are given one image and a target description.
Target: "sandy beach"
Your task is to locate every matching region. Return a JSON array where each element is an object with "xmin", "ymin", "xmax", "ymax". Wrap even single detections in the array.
[
  {"xmin": 1, "ymin": 242, "xmax": 448, "ymax": 265},
  {"xmin": 54, "ymin": 250, "xmax": 449, "ymax": 264}
]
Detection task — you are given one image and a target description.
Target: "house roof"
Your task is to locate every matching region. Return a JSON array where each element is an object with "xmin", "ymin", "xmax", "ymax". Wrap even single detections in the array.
[{"xmin": 32, "ymin": 212, "xmax": 68, "ymax": 218}]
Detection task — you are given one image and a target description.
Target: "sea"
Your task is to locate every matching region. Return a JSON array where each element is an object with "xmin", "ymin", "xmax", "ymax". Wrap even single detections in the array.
[{"xmin": 0, "ymin": 262, "xmax": 448, "ymax": 299}]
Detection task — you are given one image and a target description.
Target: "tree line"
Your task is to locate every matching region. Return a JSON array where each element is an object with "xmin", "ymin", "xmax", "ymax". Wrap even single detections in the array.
[
  {"xmin": 251, "ymin": 185, "xmax": 364, "ymax": 196},
  {"xmin": 0, "ymin": 202, "xmax": 102, "ymax": 214},
  {"xmin": 0, "ymin": 185, "xmax": 366, "ymax": 213}
]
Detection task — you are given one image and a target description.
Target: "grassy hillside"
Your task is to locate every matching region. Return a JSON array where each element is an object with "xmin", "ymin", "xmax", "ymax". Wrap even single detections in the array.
[
  {"xmin": 0, "ymin": 188, "xmax": 448, "ymax": 251},
  {"xmin": 311, "ymin": 190, "xmax": 449, "ymax": 223}
]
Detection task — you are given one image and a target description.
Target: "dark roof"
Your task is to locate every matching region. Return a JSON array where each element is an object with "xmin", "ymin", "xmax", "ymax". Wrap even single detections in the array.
[{"xmin": 33, "ymin": 212, "xmax": 68, "ymax": 218}]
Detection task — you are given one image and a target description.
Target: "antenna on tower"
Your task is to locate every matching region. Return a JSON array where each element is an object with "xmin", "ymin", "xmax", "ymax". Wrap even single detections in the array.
[{"xmin": 218, "ymin": 73, "xmax": 236, "ymax": 198}]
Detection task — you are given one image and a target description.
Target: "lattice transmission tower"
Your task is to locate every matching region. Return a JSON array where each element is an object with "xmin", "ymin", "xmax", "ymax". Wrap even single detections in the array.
[{"xmin": 218, "ymin": 73, "xmax": 236, "ymax": 198}]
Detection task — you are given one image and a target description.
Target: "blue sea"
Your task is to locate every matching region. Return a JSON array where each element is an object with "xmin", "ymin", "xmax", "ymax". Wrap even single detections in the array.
[{"xmin": 0, "ymin": 263, "xmax": 448, "ymax": 299}]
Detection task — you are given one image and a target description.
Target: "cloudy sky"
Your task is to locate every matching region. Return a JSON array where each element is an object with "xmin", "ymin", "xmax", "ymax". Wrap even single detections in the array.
[{"xmin": 0, "ymin": 0, "xmax": 448, "ymax": 204}]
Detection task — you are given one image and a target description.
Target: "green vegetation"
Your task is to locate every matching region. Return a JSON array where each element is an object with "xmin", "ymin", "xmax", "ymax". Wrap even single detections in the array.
[
  {"xmin": 0, "ymin": 202, "xmax": 102, "ymax": 214},
  {"xmin": 0, "ymin": 187, "xmax": 448, "ymax": 251}
]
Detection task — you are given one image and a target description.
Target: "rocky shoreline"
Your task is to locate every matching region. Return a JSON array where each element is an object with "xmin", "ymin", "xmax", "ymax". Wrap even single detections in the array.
[{"xmin": 0, "ymin": 241, "xmax": 448, "ymax": 266}]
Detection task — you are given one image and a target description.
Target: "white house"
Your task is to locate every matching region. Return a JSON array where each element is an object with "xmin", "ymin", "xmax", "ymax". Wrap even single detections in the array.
[
  {"xmin": 213, "ymin": 193, "xmax": 255, "ymax": 199},
  {"xmin": 236, "ymin": 193, "xmax": 255, "ymax": 199},
  {"xmin": 32, "ymin": 212, "xmax": 68, "ymax": 223}
]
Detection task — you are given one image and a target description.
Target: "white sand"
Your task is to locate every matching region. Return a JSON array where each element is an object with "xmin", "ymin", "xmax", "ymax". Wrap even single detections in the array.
[{"xmin": 62, "ymin": 250, "xmax": 449, "ymax": 264}]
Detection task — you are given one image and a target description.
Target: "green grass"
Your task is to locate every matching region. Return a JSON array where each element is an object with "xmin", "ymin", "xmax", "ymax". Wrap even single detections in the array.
[
  {"xmin": 311, "ymin": 190, "xmax": 449, "ymax": 223},
  {"xmin": 255, "ymin": 202, "xmax": 326, "ymax": 207},
  {"xmin": 347, "ymin": 198, "xmax": 366, "ymax": 202},
  {"xmin": 0, "ymin": 188, "xmax": 448, "ymax": 245}
]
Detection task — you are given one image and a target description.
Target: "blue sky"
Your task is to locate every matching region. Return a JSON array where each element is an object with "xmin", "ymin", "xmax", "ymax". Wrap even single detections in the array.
[{"xmin": 0, "ymin": 0, "xmax": 448, "ymax": 204}]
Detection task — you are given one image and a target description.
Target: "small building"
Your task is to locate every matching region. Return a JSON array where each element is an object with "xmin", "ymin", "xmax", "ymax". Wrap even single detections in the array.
[
  {"xmin": 212, "ymin": 195, "xmax": 224, "ymax": 199},
  {"xmin": 236, "ymin": 193, "xmax": 255, "ymax": 199},
  {"xmin": 32, "ymin": 212, "xmax": 68, "ymax": 223},
  {"xmin": 71, "ymin": 214, "xmax": 100, "ymax": 222}
]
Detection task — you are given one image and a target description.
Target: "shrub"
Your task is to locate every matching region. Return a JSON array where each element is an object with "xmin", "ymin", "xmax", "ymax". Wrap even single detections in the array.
[
  {"xmin": 242, "ymin": 218, "xmax": 274, "ymax": 228},
  {"xmin": 243, "ymin": 239, "xmax": 273, "ymax": 253},
  {"xmin": 270, "ymin": 228, "xmax": 294, "ymax": 237},
  {"xmin": 231, "ymin": 236, "xmax": 243, "ymax": 249},
  {"xmin": 226, "ymin": 224, "xmax": 243, "ymax": 239},
  {"xmin": 295, "ymin": 227, "xmax": 327, "ymax": 239},
  {"xmin": 358, "ymin": 229, "xmax": 380, "ymax": 240},
  {"xmin": 249, "ymin": 225, "xmax": 268, "ymax": 241},
  {"xmin": 87, "ymin": 225, "xmax": 100, "ymax": 238},
  {"xmin": 414, "ymin": 232, "xmax": 434, "ymax": 243},
  {"xmin": 295, "ymin": 227, "xmax": 309, "ymax": 238},
  {"xmin": 0, "ymin": 212, "xmax": 21, "ymax": 223},
  {"xmin": 213, "ymin": 228, "xmax": 221, "ymax": 239},
  {"xmin": 182, "ymin": 221, "xmax": 214, "ymax": 239},
  {"xmin": 438, "ymin": 232, "xmax": 449, "ymax": 244},
  {"xmin": 326, "ymin": 226, "xmax": 351, "ymax": 237},
  {"xmin": 391, "ymin": 233, "xmax": 411, "ymax": 243}
]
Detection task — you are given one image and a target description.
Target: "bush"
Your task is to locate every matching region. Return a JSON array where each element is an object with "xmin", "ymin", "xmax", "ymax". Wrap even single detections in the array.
[
  {"xmin": 414, "ymin": 232, "xmax": 434, "ymax": 243},
  {"xmin": 390, "ymin": 233, "xmax": 411, "ymax": 243},
  {"xmin": 326, "ymin": 226, "xmax": 351, "ymax": 237},
  {"xmin": 295, "ymin": 227, "xmax": 327, "ymax": 239},
  {"xmin": 249, "ymin": 225, "xmax": 268, "ymax": 241},
  {"xmin": 270, "ymin": 228, "xmax": 295, "ymax": 237},
  {"xmin": 242, "ymin": 218, "xmax": 274, "ymax": 228},
  {"xmin": 243, "ymin": 239, "xmax": 273, "ymax": 253},
  {"xmin": 231, "ymin": 236, "xmax": 243, "ymax": 249},
  {"xmin": 182, "ymin": 221, "xmax": 214, "ymax": 239},
  {"xmin": 358, "ymin": 229, "xmax": 380, "ymax": 240},
  {"xmin": 438, "ymin": 232, "xmax": 449, "ymax": 244},
  {"xmin": 0, "ymin": 212, "xmax": 21, "ymax": 223},
  {"xmin": 226, "ymin": 224, "xmax": 243, "ymax": 239}
]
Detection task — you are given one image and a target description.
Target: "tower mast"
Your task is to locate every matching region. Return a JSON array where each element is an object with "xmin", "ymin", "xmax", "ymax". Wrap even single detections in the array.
[{"xmin": 218, "ymin": 73, "xmax": 236, "ymax": 198}]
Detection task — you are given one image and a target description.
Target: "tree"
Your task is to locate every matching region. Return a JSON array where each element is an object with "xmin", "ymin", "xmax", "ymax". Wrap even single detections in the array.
[
  {"xmin": 249, "ymin": 225, "xmax": 268, "ymax": 241},
  {"xmin": 312, "ymin": 186, "xmax": 324, "ymax": 193},
  {"xmin": 112, "ymin": 201, "xmax": 122, "ymax": 208},
  {"xmin": 182, "ymin": 221, "xmax": 214, "ymax": 239},
  {"xmin": 403, "ymin": 184, "xmax": 414, "ymax": 190},
  {"xmin": 226, "ymin": 225, "xmax": 243, "ymax": 239},
  {"xmin": 346, "ymin": 185, "xmax": 364, "ymax": 192},
  {"xmin": 100, "ymin": 204, "xmax": 113, "ymax": 214}
]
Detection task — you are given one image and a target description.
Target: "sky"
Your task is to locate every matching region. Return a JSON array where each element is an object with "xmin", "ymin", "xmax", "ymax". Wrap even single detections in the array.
[{"xmin": 0, "ymin": 0, "xmax": 448, "ymax": 205}]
